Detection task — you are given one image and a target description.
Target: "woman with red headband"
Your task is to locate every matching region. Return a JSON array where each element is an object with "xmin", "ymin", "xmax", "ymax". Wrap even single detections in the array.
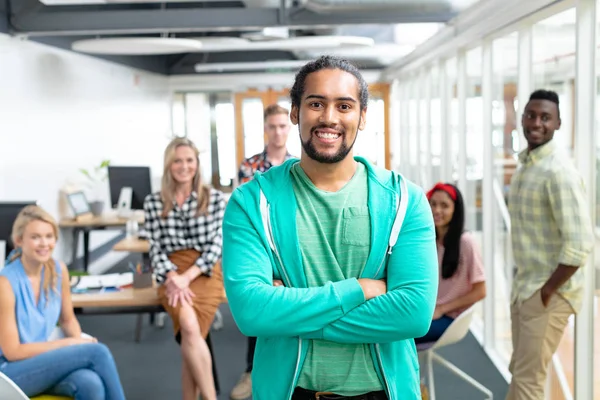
[{"xmin": 415, "ymin": 182, "xmax": 487, "ymax": 344}]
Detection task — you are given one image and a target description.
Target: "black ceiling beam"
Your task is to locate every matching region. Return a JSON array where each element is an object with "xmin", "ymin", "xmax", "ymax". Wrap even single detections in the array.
[
  {"xmin": 0, "ymin": 0, "xmax": 9, "ymax": 33},
  {"xmin": 0, "ymin": 14, "xmax": 7, "ymax": 34},
  {"xmin": 10, "ymin": 6, "xmax": 456, "ymax": 37},
  {"xmin": 11, "ymin": 7, "xmax": 279, "ymax": 36}
]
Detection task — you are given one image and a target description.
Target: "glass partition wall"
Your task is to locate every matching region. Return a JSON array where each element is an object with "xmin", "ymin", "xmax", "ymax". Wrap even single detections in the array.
[{"xmin": 392, "ymin": 0, "xmax": 597, "ymax": 397}]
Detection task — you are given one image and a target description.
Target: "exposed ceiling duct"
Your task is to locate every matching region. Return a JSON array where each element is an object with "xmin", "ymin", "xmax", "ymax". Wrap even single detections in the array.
[
  {"xmin": 38, "ymin": 0, "xmax": 291, "ymax": 5},
  {"xmin": 300, "ymin": 0, "xmax": 476, "ymax": 13},
  {"xmin": 8, "ymin": 0, "xmax": 462, "ymax": 75}
]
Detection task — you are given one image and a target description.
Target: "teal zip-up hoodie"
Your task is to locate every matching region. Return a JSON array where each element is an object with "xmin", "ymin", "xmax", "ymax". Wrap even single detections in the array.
[{"xmin": 222, "ymin": 157, "xmax": 438, "ymax": 400}]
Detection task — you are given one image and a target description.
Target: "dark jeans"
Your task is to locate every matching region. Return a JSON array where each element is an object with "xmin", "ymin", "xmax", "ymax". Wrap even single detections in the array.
[
  {"xmin": 246, "ymin": 336, "xmax": 257, "ymax": 373},
  {"xmin": 414, "ymin": 315, "xmax": 454, "ymax": 344}
]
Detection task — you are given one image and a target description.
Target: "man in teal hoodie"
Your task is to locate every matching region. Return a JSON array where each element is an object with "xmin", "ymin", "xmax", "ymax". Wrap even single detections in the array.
[{"xmin": 223, "ymin": 56, "xmax": 438, "ymax": 400}]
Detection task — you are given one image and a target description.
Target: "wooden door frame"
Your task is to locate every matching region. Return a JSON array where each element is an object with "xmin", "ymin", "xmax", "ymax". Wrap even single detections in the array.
[
  {"xmin": 234, "ymin": 88, "xmax": 291, "ymax": 168},
  {"xmin": 234, "ymin": 84, "xmax": 391, "ymax": 170},
  {"xmin": 368, "ymin": 83, "xmax": 391, "ymax": 170}
]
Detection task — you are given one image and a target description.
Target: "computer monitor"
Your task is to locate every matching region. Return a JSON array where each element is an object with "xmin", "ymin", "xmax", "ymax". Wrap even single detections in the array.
[
  {"xmin": 107, "ymin": 166, "xmax": 152, "ymax": 211},
  {"xmin": 0, "ymin": 202, "xmax": 37, "ymax": 257}
]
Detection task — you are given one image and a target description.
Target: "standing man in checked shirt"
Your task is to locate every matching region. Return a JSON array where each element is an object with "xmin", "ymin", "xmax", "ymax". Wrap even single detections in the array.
[
  {"xmin": 237, "ymin": 104, "xmax": 295, "ymax": 185},
  {"xmin": 231, "ymin": 103, "xmax": 294, "ymax": 400},
  {"xmin": 506, "ymin": 89, "xmax": 593, "ymax": 400}
]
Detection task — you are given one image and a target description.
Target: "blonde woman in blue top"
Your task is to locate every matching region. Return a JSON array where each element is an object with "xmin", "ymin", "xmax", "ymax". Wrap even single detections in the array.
[{"xmin": 0, "ymin": 205, "xmax": 126, "ymax": 400}]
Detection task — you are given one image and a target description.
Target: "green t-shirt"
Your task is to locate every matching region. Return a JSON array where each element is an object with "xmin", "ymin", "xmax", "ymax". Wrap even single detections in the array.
[{"xmin": 291, "ymin": 162, "xmax": 383, "ymax": 395}]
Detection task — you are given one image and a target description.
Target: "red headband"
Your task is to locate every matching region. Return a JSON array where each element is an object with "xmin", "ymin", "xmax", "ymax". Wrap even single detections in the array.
[{"xmin": 426, "ymin": 183, "xmax": 457, "ymax": 201}]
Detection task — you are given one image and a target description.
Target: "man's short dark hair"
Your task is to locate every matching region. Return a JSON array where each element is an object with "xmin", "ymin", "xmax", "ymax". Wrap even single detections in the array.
[
  {"xmin": 290, "ymin": 56, "xmax": 369, "ymax": 110},
  {"xmin": 263, "ymin": 104, "xmax": 289, "ymax": 122},
  {"xmin": 529, "ymin": 89, "xmax": 560, "ymax": 118}
]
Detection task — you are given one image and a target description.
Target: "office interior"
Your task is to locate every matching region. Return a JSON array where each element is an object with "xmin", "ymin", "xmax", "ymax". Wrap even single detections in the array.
[{"xmin": 1, "ymin": 0, "xmax": 599, "ymax": 398}]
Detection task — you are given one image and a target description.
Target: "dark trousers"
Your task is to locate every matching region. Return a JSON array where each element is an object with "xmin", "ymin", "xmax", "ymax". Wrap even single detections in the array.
[
  {"xmin": 246, "ymin": 336, "xmax": 257, "ymax": 373},
  {"xmin": 414, "ymin": 315, "xmax": 454, "ymax": 344},
  {"xmin": 292, "ymin": 387, "xmax": 388, "ymax": 400}
]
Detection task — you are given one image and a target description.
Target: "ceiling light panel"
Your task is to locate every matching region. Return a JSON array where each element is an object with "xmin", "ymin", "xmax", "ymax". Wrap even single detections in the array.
[
  {"xmin": 71, "ymin": 36, "xmax": 373, "ymax": 56},
  {"xmin": 194, "ymin": 60, "xmax": 312, "ymax": 73},
  {"xmin": 72, "ymin": 38, "xmax": 203, "ymax": 55}
]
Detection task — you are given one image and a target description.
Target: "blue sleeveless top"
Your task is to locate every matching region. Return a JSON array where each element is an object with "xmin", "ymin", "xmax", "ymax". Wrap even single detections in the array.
[{"xmin": 0, "ymin": 258, "xmax": 62, "ymax": 358}]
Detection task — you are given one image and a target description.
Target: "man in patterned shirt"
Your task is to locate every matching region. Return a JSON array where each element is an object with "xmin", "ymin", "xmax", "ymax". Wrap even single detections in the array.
[
  {"xmin": 230, "ymin": 103, "xmax": 294, "ymax": 400},
  {"xmin": 237, "ymin": 104, "xmax": 295, "ymax": 186},
  {"xmin": 506, "ymin": 89, "xmax": 593, "ymax": 400}
]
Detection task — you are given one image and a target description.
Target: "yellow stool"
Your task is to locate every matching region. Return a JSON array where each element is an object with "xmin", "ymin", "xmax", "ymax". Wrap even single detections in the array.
[{"xmin": 31, "ymin": 396, "xmax": 72, "ymax": 400}]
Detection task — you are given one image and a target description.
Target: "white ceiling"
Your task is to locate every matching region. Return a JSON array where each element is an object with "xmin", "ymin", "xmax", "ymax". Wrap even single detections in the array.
[{"xmin": 7, "ymin": 0, "xmax": 481, "ymax": 75}]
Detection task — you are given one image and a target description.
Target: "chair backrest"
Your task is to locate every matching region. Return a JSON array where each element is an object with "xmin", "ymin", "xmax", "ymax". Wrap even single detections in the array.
[
  {"xmin": 431, "ymin": 306, "xmax": 475, "ymax": 350},
  {"xmin": 48, "ymin": 327, "xmax": 92, "ymax": 341},
  {"xmin": 0, "ymin": 371, "xmax": 29, "ymax": 400}
]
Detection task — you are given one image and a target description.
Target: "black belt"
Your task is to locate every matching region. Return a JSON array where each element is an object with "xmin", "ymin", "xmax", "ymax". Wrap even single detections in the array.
[{"xmin": 292, "ymin": 387, "xmax": 388, "ymax": 400}]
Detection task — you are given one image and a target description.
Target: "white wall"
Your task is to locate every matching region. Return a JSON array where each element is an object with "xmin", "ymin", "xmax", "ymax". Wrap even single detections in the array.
[{"xmin": 0, "ymin": 34, "xmax": 172, "ymax": 272}]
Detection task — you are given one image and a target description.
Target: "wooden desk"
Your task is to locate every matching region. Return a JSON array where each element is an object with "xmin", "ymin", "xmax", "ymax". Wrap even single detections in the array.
[
  {"xmin": 59, "ymin": 213, "xmax": 144, "ymax": 272},
  {"xmin": 59, "ymin": 214, "xmax": 143, "ymax": 228},
  {"xmin": 113, "ymin": 237, "xmax": 150, "ymax": 253},
  {"xmin": 72, "ymin": 287, "xmax": 161, "ymax": 342},
  {"xmin": 71, "ymin": 287, "xmax": 159, "ymax": 308}
]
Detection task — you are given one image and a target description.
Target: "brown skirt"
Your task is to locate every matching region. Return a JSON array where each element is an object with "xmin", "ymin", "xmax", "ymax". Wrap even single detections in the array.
[{"xmin": 158, "ymin": 249, "xmax": 225, "ymax": 340}]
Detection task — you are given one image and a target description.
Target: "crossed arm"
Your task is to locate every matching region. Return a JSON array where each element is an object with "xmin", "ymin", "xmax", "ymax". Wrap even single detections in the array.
[
  {"xmin": 301, "ymin": 190, "xmax": 439, "ymax": 344},
  {"xmin": 223, "ymin": 188, "xmax": 438, "ymax": 343}
]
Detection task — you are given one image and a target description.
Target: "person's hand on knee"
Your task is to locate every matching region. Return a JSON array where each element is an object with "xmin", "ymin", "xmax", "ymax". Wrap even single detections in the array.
[{"xmin": 168, "ymin": 287, "xmax": 195, "ymax": 308}]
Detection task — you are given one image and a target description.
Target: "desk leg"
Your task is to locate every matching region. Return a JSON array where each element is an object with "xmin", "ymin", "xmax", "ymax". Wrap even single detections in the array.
[
  {"xmin": 156, "ymin": 312, "xmax": 166, "ymax": 328},
  {"xmin": 135, "ymin": 314, "xmax": 143, "ymax": 343},
  {"xmin": 83, "ymin": 229, "xmax": 90, "ymax": 273},
  {"xmin": 71, "ymin": 228, "xmax": 80, "ymax": 270}
]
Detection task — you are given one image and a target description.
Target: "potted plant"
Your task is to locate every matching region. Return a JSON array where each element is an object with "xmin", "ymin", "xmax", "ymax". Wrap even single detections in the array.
[{"xmin": 80, "ymin": 159, "xmax": 110, "ymax": 216}]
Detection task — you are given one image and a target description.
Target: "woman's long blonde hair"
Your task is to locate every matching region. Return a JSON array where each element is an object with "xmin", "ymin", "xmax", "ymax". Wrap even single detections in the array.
[
  {"xmin": 161, "ymin": 137, "xmax": 210, "ymax": 218},
  {"xmin": 9, "ymin": 205, "xmax": 60, "ymax": 299}
]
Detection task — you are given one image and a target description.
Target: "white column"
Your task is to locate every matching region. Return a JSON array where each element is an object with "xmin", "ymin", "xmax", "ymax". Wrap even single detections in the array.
[
  {"xmin": 416, "ymin": 72, "xmax": 423, "ymax": 187},
  {"xmin": 389, "ymin": 79, "xmax": 401, "ymax": 172},
  {"xmin": 457, "ymin": 50, "xmax": 468, "ymax": 194},
  {"xmin": 423, "ymin": 67, "xmax": 433, "ymax": 189},
  {"xmin": 574, "ymin": 1, "xmax": 596, "ymax": 398},
  {"xmin": 482, "ymin": 39, "xmax": 496, "ymax": 350},
  {"xmin": 517, "ymin": 25, "xmax": 532, "ymax": 153},
  {"xmin": 406, "ymin": 78, "xmax": 416, "ymax": 181},
  {"xmin": 440, "ymin": 59, "xmax": 452, "ymax": 183},
  {"xmin": 400, "ymin": 80, "xmax": 410, "ymax": 176}
]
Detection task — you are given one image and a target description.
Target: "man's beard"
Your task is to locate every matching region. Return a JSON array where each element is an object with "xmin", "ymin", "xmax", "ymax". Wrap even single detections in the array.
[{"xmin": 300, "ymin": 123, "xmax": 359, "ymax": 164}]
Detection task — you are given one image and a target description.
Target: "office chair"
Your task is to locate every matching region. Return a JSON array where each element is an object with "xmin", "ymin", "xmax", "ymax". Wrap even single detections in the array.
[
  {"xmin": 416, "ymin": 306, "xmax": 493, "ymax": 400},
  {"xmin": 0, "ymin": 371, "xmax": 71, "ymax": 400},
  {"xmin": 0, "ymin": 328, "xmax": 98, "ymax": 400}
]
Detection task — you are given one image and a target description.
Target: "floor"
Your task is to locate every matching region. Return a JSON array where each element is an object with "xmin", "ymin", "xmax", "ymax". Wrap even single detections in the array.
[
  {"xmin": 470, "ymin": 231, "xmax": 600, "ymax": 399},
  {"xmin": 78, "ymin": 306, "xmax": 508, "ymax": 400},
  {"xmin": 549, "ymin": 294, "xmax": 600, "ymax": 400},
  {"xmin": 74, "ymin": 255, "xmax": 509, "ymax": 400}
]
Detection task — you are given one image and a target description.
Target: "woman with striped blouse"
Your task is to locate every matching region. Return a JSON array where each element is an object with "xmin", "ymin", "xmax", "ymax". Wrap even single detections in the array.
[{"xmin": 143, "ymin": 137, "xmax": 226, "ymax": 400}]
